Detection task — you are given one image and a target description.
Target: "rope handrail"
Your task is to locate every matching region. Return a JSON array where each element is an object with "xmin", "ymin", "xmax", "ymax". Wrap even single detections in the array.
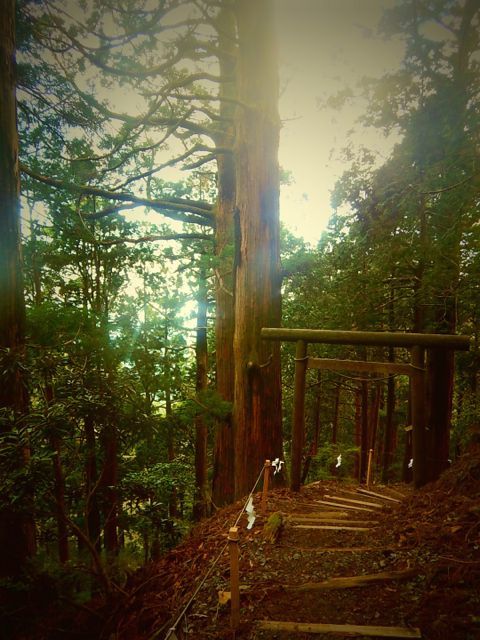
[{"xmin": 159, "ymin": 461, "xmax": 270, "ymax": 640}]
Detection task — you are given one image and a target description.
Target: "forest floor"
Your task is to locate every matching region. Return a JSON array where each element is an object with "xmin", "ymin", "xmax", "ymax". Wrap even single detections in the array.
[{"xmin": 26, "ymin": 447, "xmax": 480, "ymax": 640}]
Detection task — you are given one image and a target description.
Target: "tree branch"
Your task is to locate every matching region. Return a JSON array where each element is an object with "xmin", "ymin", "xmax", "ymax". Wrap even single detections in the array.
[
  {"xmin": 20, "ymin": 163, "xmax": 215, "ymax": 226},
  {"xmin": 98, "ymin": 233, "xmax": 212, "ymax": 246}
]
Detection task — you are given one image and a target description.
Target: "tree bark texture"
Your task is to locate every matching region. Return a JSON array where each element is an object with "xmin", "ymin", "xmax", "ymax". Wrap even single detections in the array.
[
  {"xmin": 193, "ymin": 271, "xmax": 209, "ymax": 520},
  {"xmin": 360, "ymin": 380, "xmax": 369, "ymax": 482},
  {"xmin": 354, "ymin": 388, "xmax": 361, "ymax": 481},
  {"xmin": 426, "ymin": 348, "xmax": 454, "ymax": 482},
  {"xmin": 233, "ymin": 0, "xmax": 283, "ymax": 498},
  {"xmin": 212, "ymin": 5, "xmax": 237, "ymax": 506},
  {"xmin": 382, "ymin": 342, "xmax": 397, "ymax": 482},
  {"xmin": 0, "ymin": 0, "xmax": 36, "ymax": 577}
]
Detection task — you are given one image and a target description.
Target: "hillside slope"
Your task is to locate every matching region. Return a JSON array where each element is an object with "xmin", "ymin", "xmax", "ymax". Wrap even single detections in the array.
[{"xmin": 22, "ymin": 447, "xmax": 480, "ymax": 640}]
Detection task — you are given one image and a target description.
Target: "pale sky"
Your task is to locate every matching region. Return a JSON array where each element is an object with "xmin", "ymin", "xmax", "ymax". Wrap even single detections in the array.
[
  {"xmin": 24, "ymin": 1, "xmax": 405, "ymax": 248},
  {"xmin": 276, "ymin": 0, "xmax": 404, "ymax": 244}
]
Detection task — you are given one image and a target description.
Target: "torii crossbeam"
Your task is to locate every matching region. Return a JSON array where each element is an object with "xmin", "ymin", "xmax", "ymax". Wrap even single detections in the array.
[{"xmin": 261, "ymin": 328, "xmax": 470, "ymax": 490}]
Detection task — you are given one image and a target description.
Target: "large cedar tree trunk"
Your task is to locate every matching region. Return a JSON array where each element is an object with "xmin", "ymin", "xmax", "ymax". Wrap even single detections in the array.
[
  {"xmin": 212, "ymin": 6, "xmax": 237, "ymax": 506},
  {"xmin": 232, "ymin": 0, "xmax": 283, "ymax": 498},
  {"xmin": 0, "ymin": 0, "xmax": 36, "ymax": 577}
]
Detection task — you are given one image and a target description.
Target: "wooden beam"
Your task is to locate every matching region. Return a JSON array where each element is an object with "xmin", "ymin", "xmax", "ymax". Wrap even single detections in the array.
[
  {"xmin": 373, "ymin": 485, "xmax": 411, "ymax": 500},
  {"xmin": 316, "ymin": 500, "xmax": 374, "ymax": 512},
  {"xmin": 324, "ymin": 495, "xmax": 384, "ymax": 509},
  {"xmin": 257, "ymin": 620, "xmax": 422, "ymax": 637},
  {"xmin": 288, "ymin": 517, "xmax": 377, "ymax": 525},
  {"xmin": 308, "ymin": 358, "xmax": 414, "ymax": 375},
  {"xmin": 334, "ymin": 488, "xmax": 392, "ymax": 503},
  {"xmin": 288, "ymin": 511, "xmax": 349, "ymax": 519},
  {"xmin": 280, "ymin": 546, "xmax": 396, "ymax": 553},
  {"xmin": 356, "ymin": 488, "xmax": 401, "ymax": 503},
  {"xmin": 288, "ymin": 568, "xmax": 417, "ymax": 591},
  {"xmin": 291, "ymin": 340, "xmax": 308, "ymax": 492},
  {"xmin": 261, "ymin": 327, "xmax": 470, "ymax": 350},
  {"xmin": 292, "ymin": 525, "xmax": 372, "ymax": 531}
]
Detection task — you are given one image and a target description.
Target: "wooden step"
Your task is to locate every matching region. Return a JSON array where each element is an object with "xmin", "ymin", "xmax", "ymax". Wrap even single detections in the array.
[
  {"xmin": 288, "ymin": 517, "xmax": 378, "ymax": 525},
  {"xmin": 278, "ymin": 546, "xmax": 396, "ymax": 553},
  {"xmin": 292, "ymin": 524, "xmax": 372, "ymax": 531},
  {"xmin": 316, "ymin": 500, "xmax": 374, "ymax": 512},
  {"xmin": 288, "ymin": 511, "xmax": 350, "ymax": 519},
  {"xmin": 288, "ymin": 568, "xmax": 417, "ymax": 591},
  {"xmin": 257, "ymin": 620, "xmax": 422, "ymax": 637},
  {"xmin": 324, "ymin": 494, "xmax": 384, "ymax": 509},
  {"xmin": 381, "ymin": 486, "xmax": 412, "ymax": 499},
  {"xmin": 356, "ymin": 488, "xmax": 401, "ymax": 503}
]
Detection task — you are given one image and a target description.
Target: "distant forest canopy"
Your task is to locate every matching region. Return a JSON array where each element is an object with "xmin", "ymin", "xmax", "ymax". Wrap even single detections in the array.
[{"xmin": 0, "ymin": 0, "xmax": 479, "ymax": 601}]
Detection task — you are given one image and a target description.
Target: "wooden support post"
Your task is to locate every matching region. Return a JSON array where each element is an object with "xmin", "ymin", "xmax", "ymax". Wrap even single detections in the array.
[
  {"xmin": 228, "ymin": 526, "xmax": 240, "ymax": 631},
  {"xmin": 426, "ymin": 347, "xmax": 454, "ymax": 482},
  {"xmin": 366, "ymin": 448, "xmax": 374, "ymax": 487},
  {"xmin": 291, "ymin": 340, "xmax": 308, "ymax": 491},
  {"xmin": 261, "ymin": 459, "xmax": 271, "ymax": 515},
  {"xmin": 411, "ymin": 346, "xmax": 427, "ymax": 488}
]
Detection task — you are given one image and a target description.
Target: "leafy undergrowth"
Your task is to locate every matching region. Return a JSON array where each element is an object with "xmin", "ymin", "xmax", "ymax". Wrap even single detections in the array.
[{"xmin": 17, "ymin": 448, "xmax": 480, "ymax": 640}]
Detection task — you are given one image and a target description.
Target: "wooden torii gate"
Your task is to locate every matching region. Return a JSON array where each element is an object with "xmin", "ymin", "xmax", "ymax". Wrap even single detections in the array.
[{"xmin": 261, "ymin": 328, "xmax": 470, "ymax": 490}]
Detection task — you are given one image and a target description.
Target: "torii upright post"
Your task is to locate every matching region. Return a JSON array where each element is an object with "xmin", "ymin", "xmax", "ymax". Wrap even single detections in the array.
[{"xmin": 261, "ymin": 328, "xmax": 470, "ymax": 491}]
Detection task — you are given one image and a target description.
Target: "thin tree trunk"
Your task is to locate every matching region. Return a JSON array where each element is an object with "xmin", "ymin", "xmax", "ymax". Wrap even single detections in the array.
[
  {"xmin": 194, "ymin": 270, "xmax": 209, "ymax": 520},
  {"xmin": 102, "ymin": 423, "xmax": 119, "ymax": 556},
  {"xmin": 301, "ymin": 371, "xmax": 321, "ymax": 484},
  {"xmin": 85, "ymin": 415, "xmax": 101, "ymax": 551},
  {"xmin": 372, "ymin": 383, "xmax": 383, "ymax": 477},
  {"xmin": 403, "ymin": 381, "xmax": 413, "ymax": 483},
  {"xmin": 360, "ymin": 380, "xmax": 369, "ymax": 482},
  {"xmin": 382, "ymin": 278, "xmax": 397, "ymax": 482},
  {"xmin": 165, "ymin": 384, "xmax": 178, "ymax": 518},
  {"xmin": 354, "ymin": 387, "xmax": 361, "ymax": 481},
  {"xmin": 45, "ymin": 382, "xmax": 69, "ymax": 563},
  {"xmin": 369, "ymin": 383, "xmax": 381, "ymax": 453},
  {"xmin": 330, "ymin": 384, "xmax": 340, "ymax": 476},
  {"xmin": 312, "ymin": 371, "xmax": 321, "ymax": 456},
  {"xmin": 382, "ymin": 353, "xmax": 396, "ymax": 482}
]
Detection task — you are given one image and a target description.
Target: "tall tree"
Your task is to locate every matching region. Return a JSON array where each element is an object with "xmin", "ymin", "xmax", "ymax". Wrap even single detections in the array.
[
  {"xmin": 0, "ymin": 0, "xmax": 36, "ymax": 578},
  {"xmin": 232, "ymin": 0, "xmax": 283, "ymax": 498},
  {"xmin": 212, "ymin": 3, "xmax": 237, "ymax": 507}
]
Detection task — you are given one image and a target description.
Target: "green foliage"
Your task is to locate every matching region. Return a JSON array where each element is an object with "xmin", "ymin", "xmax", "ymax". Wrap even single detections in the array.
[{"xmin": 307, "ymin": 443, "xmax": 360, "ymax": 482}]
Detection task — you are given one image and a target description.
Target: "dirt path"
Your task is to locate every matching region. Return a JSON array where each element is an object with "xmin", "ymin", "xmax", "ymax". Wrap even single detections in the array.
[
  {"xmin": 245, "ymin": 484, "xmax": 420, "ymax": 639},
  {"xmin": 172, "ymin": 482, "xmax": 427, "ymax": 639},
  {"xmin": 164, "ymin": 483, "xmax": 480, "ymax": 640},
  {"xmin": 112, "ymin": 467, "xmax": 480, "ymax": 640}
]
